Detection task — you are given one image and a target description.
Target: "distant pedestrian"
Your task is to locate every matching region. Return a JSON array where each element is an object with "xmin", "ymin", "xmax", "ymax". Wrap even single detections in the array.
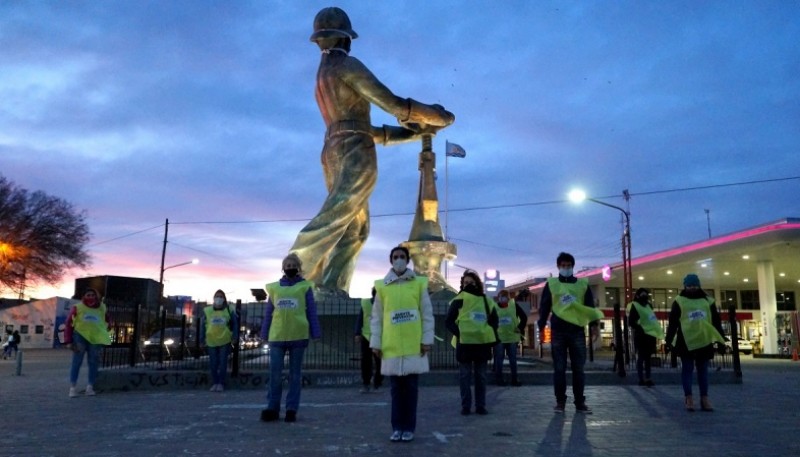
[
  {"xmin": 370, "ymin": 246, "xmax": 434, "ymax": 442},
  {"xmin": 537, "ymin": 252, "xmax": 603, "ymax": 414},
  {"xmin": 2, "ymin": 330, "xmax": 13, "ymax": 359},
  {"xmin": 627, "ymin": 288, "xmax": 664, "ymax": 387},
  {"xmin": 259, "ymin": 253, "xmax": 322, "ymax": 423},
  {"xmin": 354, "ymin": 287, "xmax": 382, "ymax": 393},
  {"xmin": 9, "ymin": 330, "xmax": 20, "ymax": 356},
  {"xmin": 200, "ymin": 289, "xmax": 239, "ymax": 393},
  {"xmin": 446, "ymin": 270, "xmax": 498, "ymax": 416},
  {"xmin": 64, "ymin": 289, "xmax": 112, "ymax": 397},
  {"xmin": 493, "ymin": 290, "xmax": 528, "ymax": 387},
  {"xmin": 665, "ymin": 274, "xmax": 725, "ymax": 412}
]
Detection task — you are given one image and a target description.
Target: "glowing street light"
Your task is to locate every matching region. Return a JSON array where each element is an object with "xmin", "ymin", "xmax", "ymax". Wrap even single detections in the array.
[{"xmin": 569, "ymin": 188, "xmax": 631, "ymax": 377}]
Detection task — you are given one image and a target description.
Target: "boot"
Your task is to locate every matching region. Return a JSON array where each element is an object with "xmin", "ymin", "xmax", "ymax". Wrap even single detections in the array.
[
  {"xmin": 700, "ymin": 396, "xmax": 714, "ymax": 412},
  {"xmin": 684, "ymin": 395, "xmax": 695, "ymax": 412},
  {"xmin": 260, "ymin": 409, "xmax": 279, "ymax": 422}
]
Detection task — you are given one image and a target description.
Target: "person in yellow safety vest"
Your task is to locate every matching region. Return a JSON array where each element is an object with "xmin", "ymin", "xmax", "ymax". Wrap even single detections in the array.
[
  {"xmin": 445, "ymin": 270, "xmax": 499, "ymax": 416},
  {"xmin": 63, "ymin": 288, "xmax": 112, "ymax": 398},
  {"xmin": 259, "ymin": 253, "xmax": 322, "ymax": 424},
  {"xmin": 354, "ymin": 286, "xmax": 383, "ymax": 393},
  {"xmin": 201, "ymin": 289, "xmax": 239, "ymax": 393},
  {"xmin": 665, "ymin": 274, "xmax": 725, "ymax": 412},
  {"xmin": 537, "ymin": 252, "xmax": 602, "ymax": 414},
  {"xmin": 493, "ymin": 289, "xmax": 528, "ymax": 387},
  {"xmin": 370, "ymin": 246, "xmax": 434, "ymax": 443},
  {"xmin": 627, "ymin": 288, "xmax": 665, "ymax": 387}
]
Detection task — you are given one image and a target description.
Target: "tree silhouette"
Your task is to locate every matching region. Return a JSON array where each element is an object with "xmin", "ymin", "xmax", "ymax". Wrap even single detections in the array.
[{"xmin": 0, "ymin": 176, "xmax": 90, "ymax": 297}]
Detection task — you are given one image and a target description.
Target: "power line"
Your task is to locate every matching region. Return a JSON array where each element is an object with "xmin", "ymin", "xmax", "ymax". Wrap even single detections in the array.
[
  {"xmin": 90, "ymin": 224, "xmax": 164, "ymax": 246},
  {"xmin": 96, "ymin": 175, "xmax": 800, "ymax": 243}
]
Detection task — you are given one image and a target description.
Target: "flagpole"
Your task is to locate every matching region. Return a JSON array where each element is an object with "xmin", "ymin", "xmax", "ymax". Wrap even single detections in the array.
[{"xmin": 445, "ymin": 140, "xmax": 450, "ymax": 281}]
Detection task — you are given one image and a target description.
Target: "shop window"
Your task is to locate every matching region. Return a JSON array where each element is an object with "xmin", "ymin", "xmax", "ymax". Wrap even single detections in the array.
[
  {"xmin": 604, "ymin": 288, "xmax": 620, "ymax": 308},
  {"xmin": 777, "ymin": 292, "xmax": 796, "ymax": 311},
  {"xmin": 20, "ymin": 325, "xmax": 29, "ymax": 334},
  {"xmin": 721, "ymin": 290, "xmax": 738, "ymax": 309},
  {"xmin": 35, "ymin": 325, "xmax": 44, "ymax": 334},
  {"xmin": 740, "ymin": 290, "xmax": 760, "ymax": 310}
]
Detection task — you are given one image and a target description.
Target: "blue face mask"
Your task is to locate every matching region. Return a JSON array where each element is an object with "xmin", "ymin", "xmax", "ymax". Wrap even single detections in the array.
[{"xmin": 558, "ymin": 268, "xmax": 573, "ymax": 277}]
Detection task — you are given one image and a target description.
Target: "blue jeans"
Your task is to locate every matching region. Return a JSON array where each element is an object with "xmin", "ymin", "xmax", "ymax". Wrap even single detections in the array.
[
  {"xmin": 207, "ymin": 344, "xmax": 230, "ymax": 385},
  {"xmin": 551, "ymin": 329, "xmax": 587, "ymax": 404},
  {"xmin": 494, "ymin": 342, "xmax": 518, "ymax": 382},
  {"xmin": 267, "ymin": 344, "xmax": 305, "ymax": 412},
  {"xmin": 70, "ymin": 332, "xmax": 101, "ymax": 385},
  {"xmin": 390, "ymin": 374, "xmax": 419, "ymax": 432},
  {"xmin": 680, "ymin": 355, "xmax": 709, "ymax": 396}
]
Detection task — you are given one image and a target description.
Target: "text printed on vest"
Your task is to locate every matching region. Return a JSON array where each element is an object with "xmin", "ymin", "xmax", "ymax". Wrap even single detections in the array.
[{"xmin": 390, "ymin": 309, "xmax": 419, "ymax": 325}]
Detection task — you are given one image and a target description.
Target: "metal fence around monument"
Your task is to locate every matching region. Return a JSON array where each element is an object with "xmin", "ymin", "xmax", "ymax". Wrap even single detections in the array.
[{"xmin": 99, "ymin": 299, "xmax": 740, "ymax": 374}]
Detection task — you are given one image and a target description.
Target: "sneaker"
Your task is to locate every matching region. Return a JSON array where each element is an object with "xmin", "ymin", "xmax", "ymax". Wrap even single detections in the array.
[
  {"xmin": 495, "ymin": 379, "xmax": 507, "ymax": 386},
  {"xmin": 285, "ymin": 410, "xmax": 297, "ymax": 423},
  {"xmin": 85, "ymin": 385, "xmax": 96, "ymax": 396},
  {"xmin": 217, "ymin": 385, "xmax": 224, "ymax": 392},
  {"xmin": 638, "ymin": 380, "xmax": 647, "ymax": 386},
  {"xmin": 575, "ymin": 403, "xmax": 592, "ymax": 414},
  {"xmin": 69, "ymin": 387, "xmax": 79, "ymax": 398},
  {"xmin": 510, "ymin": 380, "xmax": 522, "ymax": 387},
  {"xmin": 359, "ymin": 385, "xmax": 370, "ymax": 394},
  {"xmin": 475, "ymin": 407, "xmax": 489, "ymax": 415},
  {"xmin": 401, "ymin": 431, "xmax": 414, "ymax": 442},
  {"xmin": 210, "ymin": 384, "xmax": 219, "ymax": 392},
  {"xmin": 390, "ymin": 430, "xmax": 402, "ymax": 442},
  {"xmin": 460, "ymin": 407, "xmax": 471, "ymax": 416},
  {"xmin": 260, "ymin": 409, "xmax": 279, "ymax": 422},
  {"xmin": 554, "ymin": 402, "xmax": 566, "ymax": 413},
  {"xmin": 645, "ymin": 379, "xmax": 655, "ymax": 387}
]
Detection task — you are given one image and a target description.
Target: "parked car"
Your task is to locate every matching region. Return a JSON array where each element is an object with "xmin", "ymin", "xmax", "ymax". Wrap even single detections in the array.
[
  {"xmin": 142, "ymin": 327, "xmax": 200, "ymax": 361},
  {"xmin": 724, "ymin": 336, "xmax": 753, "ymax": 355}
]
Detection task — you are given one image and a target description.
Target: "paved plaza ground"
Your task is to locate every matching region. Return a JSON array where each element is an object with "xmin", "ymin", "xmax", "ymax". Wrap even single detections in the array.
[{"xmin": 1, "ymin": 349, "xmax": 798, "ymax": 456}]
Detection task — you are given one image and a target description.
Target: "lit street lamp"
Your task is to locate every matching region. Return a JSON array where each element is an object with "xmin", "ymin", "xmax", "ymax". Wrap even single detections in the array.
[
  {"xmin": 569, "ymin": 189, "xmax": 631, "ymax": 377},
  {"xmin": 158, "ymin": 258, "xmax": 199, "ymax": 306}
]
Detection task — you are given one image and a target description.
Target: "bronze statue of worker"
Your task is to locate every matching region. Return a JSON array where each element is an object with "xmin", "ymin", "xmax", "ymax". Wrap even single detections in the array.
[{"xmin": 291, "ymin": 7, "xmax": 455, "ymax": 298}]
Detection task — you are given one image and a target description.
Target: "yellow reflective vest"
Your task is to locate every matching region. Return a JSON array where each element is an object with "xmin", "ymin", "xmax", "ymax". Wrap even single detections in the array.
[
  {"xmin": 73, "ymin": 302, "xmax": 111, "ymax": 345},
  {"xmin": 375, "ymin": 276, "xmax": 428, "ymax": 359},
  {"xmin": 360, "ymin": 298, "xmax": 373, "ymax": 341},
  {"xmin": 204, "ymin": 306, "xmax": 233, "ymax": 347},
  {"xmin": 627, "ymin": 301, "xmax": 665, "ymax": 339},
  {"xmin": 547, "ymin": 278, "xmax": 603, "ymax": 327},
  {"xmin": 450, "ymin": 291, "xmax": 497, "ymax": 347},
  {"xmin": 675, "ymin": 296, "xmax": 725, "ymax": 351},
  {"xmin": 496, "ymin": 299, "xmax": 522, "ymax": 343},
  {"xmin": 266, "ymin": 280, "xmax": 312, "ymax": 341}
]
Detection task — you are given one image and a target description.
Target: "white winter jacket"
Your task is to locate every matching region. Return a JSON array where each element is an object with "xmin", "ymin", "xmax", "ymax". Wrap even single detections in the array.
[{"xmin": 369, "ymin": 267, "xmax": 435, "ymax": 376}]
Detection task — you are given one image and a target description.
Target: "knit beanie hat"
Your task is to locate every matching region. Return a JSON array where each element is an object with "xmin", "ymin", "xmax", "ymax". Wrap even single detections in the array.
[{"xmin": 683, "ymin": 274, "xmax": 701, "ymax": 288}]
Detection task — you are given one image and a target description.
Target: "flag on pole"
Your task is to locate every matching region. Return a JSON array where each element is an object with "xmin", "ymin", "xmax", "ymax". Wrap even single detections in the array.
[{"xmin": 445, "ymin": 140, "xmax": 466, "ymax": 158}]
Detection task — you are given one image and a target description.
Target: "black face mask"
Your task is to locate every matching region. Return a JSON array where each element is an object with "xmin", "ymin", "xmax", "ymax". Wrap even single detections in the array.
[
  {"xmin": 284, "ymin": 268, "xmax": 299, "ymax": 278},
  {"xmin": 464, "ymin": 284, "xmax": 480, "ymax": 294}
]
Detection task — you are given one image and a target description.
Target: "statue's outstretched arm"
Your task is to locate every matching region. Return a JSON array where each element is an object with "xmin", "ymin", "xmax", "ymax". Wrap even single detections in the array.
[{"xmin": 343, "ymin": 57, "xmax": 454, "ymax": 129}]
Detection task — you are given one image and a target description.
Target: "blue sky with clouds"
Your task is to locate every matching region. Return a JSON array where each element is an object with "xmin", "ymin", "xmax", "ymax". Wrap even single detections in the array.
[{"xmin": 2, "ymin": 1, "xmax": 799, "ymax": 302}]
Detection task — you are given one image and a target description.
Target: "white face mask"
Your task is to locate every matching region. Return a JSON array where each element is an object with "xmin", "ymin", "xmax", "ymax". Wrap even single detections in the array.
[
  {"xmin": 392, "ymin": 258, "xmax": 408, "ymax": 273},
  {"xmin": 214, "ymin": 297, "xmax": 224, "ymax": 306},
  {"xmin": 558, "ymin": 267, "xmax": 573, "ymax": 277}
]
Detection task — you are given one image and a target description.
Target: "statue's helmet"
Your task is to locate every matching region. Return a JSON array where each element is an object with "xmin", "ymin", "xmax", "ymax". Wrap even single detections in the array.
[{"xmin": 309, "ymin": 7, "xmax": 358, "ymax": 42}]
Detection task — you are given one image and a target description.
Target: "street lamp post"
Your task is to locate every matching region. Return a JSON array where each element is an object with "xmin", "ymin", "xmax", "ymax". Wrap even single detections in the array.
[
  {"xmin": 569, "ymin": 190, "xmax": 631, "ymax": 377},
  {"xmin": 159, "ymin": 259, "xmax": 200, "ymax": 306}
]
